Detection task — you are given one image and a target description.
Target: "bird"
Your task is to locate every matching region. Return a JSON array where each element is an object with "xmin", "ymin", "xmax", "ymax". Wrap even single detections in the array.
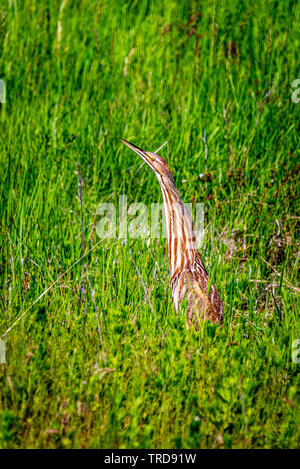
[{"xmin": 121, "ymin": 139, "xmax": 223, "ymax": 328}]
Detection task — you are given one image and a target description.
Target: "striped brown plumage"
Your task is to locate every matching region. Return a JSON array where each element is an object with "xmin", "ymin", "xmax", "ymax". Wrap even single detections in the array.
[{"xmin": 121, "ymin": 139, "xmax": 223, "ymax": 328}]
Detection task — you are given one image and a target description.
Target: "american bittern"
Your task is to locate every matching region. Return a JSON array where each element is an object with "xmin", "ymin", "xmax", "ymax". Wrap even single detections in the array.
[{"xmin": 121, "ymin": 139, "xmax": 223, "ymax": 327}]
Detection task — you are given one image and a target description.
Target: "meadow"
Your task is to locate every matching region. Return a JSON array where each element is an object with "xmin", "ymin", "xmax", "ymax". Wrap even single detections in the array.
[{"xmin": 0, "ymin": 0, "xmax": 299, "ymax": 448}]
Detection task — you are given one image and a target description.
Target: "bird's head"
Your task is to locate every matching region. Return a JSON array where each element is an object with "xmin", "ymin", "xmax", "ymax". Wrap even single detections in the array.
[{"xmin": 121, "ymin": 139, "xmax": 172, "ymax": 180}]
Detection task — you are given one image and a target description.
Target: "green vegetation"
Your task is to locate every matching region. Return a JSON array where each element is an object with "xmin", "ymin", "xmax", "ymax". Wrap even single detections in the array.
[{"xmin": 0, "ymin": 0, "xmax": 299, "ymax": 449}]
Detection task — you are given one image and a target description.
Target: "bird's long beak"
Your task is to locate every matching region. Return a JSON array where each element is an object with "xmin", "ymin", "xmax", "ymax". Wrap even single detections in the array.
[{"xmin": 121, "ymin": 139, "xmax": 155, "ymax": 169}]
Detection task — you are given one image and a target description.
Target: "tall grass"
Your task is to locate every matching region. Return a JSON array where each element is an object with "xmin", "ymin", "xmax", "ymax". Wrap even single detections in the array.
[{"xmin": 0, "ymin": 0, "xmax": 299, "ymax": 448}]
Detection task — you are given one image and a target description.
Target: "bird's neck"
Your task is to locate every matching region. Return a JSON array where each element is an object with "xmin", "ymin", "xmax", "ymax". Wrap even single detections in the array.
[{"xmin": 159, "ymin": 177, "xmax": 198, "ymax": 278}]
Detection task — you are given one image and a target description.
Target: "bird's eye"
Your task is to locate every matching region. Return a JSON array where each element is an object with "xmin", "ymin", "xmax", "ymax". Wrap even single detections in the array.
[{"xmin": 147, "ymin": 153, "xmax": 155, "ymax": 161}]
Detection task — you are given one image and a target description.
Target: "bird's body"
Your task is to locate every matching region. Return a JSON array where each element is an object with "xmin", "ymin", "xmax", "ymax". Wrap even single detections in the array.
[{"xmin": 121, "ymin": 139, "xmax": 223, "ymax": 327}]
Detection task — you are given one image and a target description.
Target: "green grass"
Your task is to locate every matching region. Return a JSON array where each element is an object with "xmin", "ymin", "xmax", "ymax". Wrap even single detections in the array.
[{"xmin": 0, "ymin": 0, "xmax": 299, "ymax": 449}]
